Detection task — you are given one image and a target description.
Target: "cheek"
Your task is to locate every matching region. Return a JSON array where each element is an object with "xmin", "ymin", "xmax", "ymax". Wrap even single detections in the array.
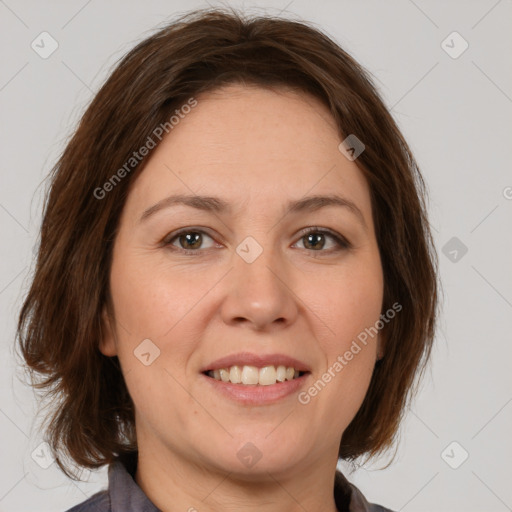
[
  {"xmin": 109, "ymin": 250, "xmax": 206, "ymax": 338},
  {"xmin": 108, "ymin": 253, "xmax": 205, "ymax": 409},
  {"xmin": 307, "ymin": 259, "xmax": 383, "ymax": 352},
  {"xmin": 302, "ymin": 255, "xmax": 382, "ymax": 421}
]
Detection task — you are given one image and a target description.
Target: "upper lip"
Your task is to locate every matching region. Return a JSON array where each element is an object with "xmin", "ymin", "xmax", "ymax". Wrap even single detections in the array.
[{"xmin": 201, "ymin": 352, "xmax": 311, "ymax": 373}]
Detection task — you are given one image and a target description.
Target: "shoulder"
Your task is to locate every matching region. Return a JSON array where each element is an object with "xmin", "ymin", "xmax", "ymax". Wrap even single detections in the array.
[
  {"xmin": 64, "ymin": 490, "xmax": 110, "ymax": 512},
  {"xmin": 335, "ymin": 470, "xmax": 395, "ymax": 512},
  {"xmin": 347, "ymin": 481, "xmax": 395, "ymax": 512}
]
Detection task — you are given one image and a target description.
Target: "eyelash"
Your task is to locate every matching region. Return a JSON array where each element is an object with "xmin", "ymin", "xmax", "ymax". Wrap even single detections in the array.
[{"xmin": 162, "ymin": 226, "xmax": 351, "ymax": 256}]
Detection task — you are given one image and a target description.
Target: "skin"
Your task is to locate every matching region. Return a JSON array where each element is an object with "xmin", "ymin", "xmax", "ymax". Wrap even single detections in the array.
[{"xmin": 100, "ymin": 84, "xmax": 384, "ymax": 512}]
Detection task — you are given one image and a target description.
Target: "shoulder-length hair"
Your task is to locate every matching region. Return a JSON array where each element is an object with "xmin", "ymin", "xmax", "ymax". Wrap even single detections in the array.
[{"xmin": 16, "ymin": 7, "xmax": 438, "ymax": 479}]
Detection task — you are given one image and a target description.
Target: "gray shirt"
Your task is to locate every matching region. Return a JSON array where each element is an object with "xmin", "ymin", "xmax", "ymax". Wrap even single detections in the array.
[{"xmin": 65, "ymin": 452, "xmax": 393, "ymax": 512}]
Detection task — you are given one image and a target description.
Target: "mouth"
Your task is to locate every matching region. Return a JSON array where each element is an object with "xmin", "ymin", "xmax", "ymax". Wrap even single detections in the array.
[
  {"xmin": 200, "ymin": 352, "xmax": 311, "ymax": 404},
  {"xmin": 201, "ymin": 368, "xmax": 310, "ymax": 405},
  {"xmin": 203, "ymin": 365, "xmax": 309, "ymax": 386}
]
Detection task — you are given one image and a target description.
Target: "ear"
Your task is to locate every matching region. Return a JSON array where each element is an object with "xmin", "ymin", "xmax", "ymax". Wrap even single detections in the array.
[{"xmin": 99, "ymin": 306, "xmax": 117, "ymax": 357}]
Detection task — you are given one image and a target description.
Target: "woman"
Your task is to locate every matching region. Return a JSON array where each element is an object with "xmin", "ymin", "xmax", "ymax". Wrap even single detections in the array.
[{"xmin": 17, "ymin": 8, "xmax": 438, "ymax": 512}]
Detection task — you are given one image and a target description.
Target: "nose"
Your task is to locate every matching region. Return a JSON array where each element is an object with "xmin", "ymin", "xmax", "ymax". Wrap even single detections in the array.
[{"xmin": 220, "ymin": 243, "xmax": 299, "ymax": 331}]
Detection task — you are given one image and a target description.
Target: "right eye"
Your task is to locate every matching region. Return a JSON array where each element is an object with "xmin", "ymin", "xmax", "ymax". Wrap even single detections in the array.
[{"xmin": 163, "ymin": 228, "xmax": 219, "ymax": 255}]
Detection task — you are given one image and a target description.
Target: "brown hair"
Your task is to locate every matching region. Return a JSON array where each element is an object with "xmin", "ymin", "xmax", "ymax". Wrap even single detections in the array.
[{"xmin": 16, "ymin": 7, "xmax": 438, "ymax": 479}]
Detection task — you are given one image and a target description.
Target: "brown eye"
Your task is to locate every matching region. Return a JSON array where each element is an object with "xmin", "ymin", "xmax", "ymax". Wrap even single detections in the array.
[
  {"xmin": 302, "ymin": 232, "xmax": 326, "ymax": 250},
  {"xmin": 295, "ymin": 228, "xmax": 351, "ymax": 252},
  {"xmin": 164, "ymin": 229, "xmax": 216, "ymax": 254},
  {"xmin": 177, "ymin": 232, "xmax": 202, "ymax": 250}
]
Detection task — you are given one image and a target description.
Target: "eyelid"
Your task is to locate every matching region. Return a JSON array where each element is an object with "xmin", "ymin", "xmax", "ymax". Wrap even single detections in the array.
[{"xmin": 163, "ymin": 226, "xmax": 215, "ymax": 244}]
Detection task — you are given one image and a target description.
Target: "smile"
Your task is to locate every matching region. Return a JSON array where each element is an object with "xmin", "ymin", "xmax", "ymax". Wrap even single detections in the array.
[{"xmin": 205, "ymin": 365, "xmax": 308, "ymax": 386}]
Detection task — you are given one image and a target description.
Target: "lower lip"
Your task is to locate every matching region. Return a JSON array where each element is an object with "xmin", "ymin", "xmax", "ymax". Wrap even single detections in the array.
[{"xmin": 201, "ymin": 373, "xmax": 310, "ymax": 405}]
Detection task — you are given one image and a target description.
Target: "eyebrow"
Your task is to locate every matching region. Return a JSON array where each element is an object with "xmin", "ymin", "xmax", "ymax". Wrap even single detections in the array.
[{"xmin": 139, "ymin": 193, "xmax": 367, "ymax": 228}]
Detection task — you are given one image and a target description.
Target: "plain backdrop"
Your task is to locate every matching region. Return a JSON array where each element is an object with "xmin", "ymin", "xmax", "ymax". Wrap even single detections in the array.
[{"xmin": 1, "ymin": 1, "xmax": 511, "ymax": 511}]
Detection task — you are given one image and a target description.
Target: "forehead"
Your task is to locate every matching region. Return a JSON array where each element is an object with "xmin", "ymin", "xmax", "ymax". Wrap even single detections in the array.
[
  {"xmin": 124, "ymin": 84, "xmax": 372, "ymax": 223},
  {"xmin": 170, "ymin": 84, "xmax": 340, "ymax": 163}
]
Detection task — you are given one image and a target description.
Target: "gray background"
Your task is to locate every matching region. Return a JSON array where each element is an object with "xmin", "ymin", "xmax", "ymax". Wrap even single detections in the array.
[{"xmin": 1, "ymin": 0, "xmax": 511, "ymax": 511}]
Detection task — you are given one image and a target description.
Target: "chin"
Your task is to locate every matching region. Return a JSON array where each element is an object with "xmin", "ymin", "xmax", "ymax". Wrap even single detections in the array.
[{"xmin": 201, "ymin": 434, "xmax": 306, "ymax": 479}]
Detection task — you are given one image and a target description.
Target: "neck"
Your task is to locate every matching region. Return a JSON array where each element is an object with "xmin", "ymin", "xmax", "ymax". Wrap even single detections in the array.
[{"xmin": 134, "ymin": 444, "xmax": 341, "ymax": 512}]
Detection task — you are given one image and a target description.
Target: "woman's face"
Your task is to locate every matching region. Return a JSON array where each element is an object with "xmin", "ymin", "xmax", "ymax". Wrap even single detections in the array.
[{"xmin": 100, "ymin": 84, "xmax": 384, "ymax": 478}]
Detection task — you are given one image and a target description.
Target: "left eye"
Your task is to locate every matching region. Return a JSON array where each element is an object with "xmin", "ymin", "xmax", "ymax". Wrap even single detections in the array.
[
  {"xmin": 163, "ymin": 228, "xmax": 350, "ymax": 254},
  {"xmin": 294, "ymin": 229, "xmax": 349, "ymax": 251}
]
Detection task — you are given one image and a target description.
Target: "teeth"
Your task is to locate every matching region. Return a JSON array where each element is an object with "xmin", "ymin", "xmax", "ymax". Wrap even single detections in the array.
[
  {"xmin": 276, "ymin": 365, "xmax": 287, "ymax": 382},
  {"xmin": 229, "ymin": 365, "xmax": 242, "ymax": 384},
  {"xmin": 259, "ymin": 366, "xmax": 277, "ymax": 386},
  {"xmin": 241, "ymin": 365, "xmax": 259, "ymax": 385},
  {"xmin": 207, "ymin": 365, "xmax": 303, "ymax": 385}
]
